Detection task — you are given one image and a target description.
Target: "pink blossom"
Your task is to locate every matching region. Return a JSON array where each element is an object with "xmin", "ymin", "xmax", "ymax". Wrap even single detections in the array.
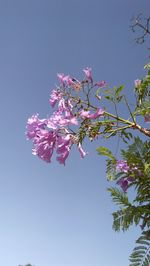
[
  {"xmin": 56, "ymin": 135, "xmax": 72, "ymax": 165},
  {"xmin": 78, "ymin": 143, "xmax": 87, "ymax": 158},
  {"xmin": 116, "ymin": 160, "xmax": 129, "ymax": 173},
  {"xmin": 59, "ymin": 115, "xmax": 78, "ymax": 127},
  {"xmin": 57, "ymin": 73, "xmax": 81, "ymax": 91},
  {"xmin": 56, "ymin": 150, "xmax": 70, "ymax": 165},
  {"xmin": 26, "ymin": 114, "xmax": 47, "ymax": 140},
  {"xmin": 79, "ymin": 110, "xmax": 90, "ymax": 119},
  {"xmin": 63, "ymin": 75, "xmax": 75, "ymax": 86},
  {"xmin": 83, "ymin": 67, "xmax": 93, "ymax": 82},
  {"xmin": 134, "ymin": 79, "xmax": 141, "ymax": 88},
  {"xmin": 117, "ymin": 176, "xmax": 132, "ymax": 193},
  {"xmin": 64, "ymin": 110, "xmax": 78, "ymax": 125},
  {"xmin": 79, "ymin": 108, "xmax": 104, "ymax": 119},
  {"xmin": 58, "ymin": 117, "xmax": 71, "ymax": 127},
  {"xmin": 68, "ymin": 116, "xmax": 78, "ymax": 125},
  {"xmin": 67, "ymin": 99, "xmax": 73, "ymax": 110},
  {"xmin": 64, "ymin": 76, "xmax": 81, "ymax": 91},
  {"xmin": 49, "ymin": 112, "xmax": 67, "ymax": 127},
  {"xmin": 47, "ymin": 111, "xmax": 61, "ymax": 129},
  {"xmin": 57, "ymin": 73, "xmax": 66, "ymax": 85},
  {"xmin": 58, "ymin": 98, "xmax": 73, "ymax": 113},
  {"xmin": 47, "ymin": 119, "xmax": 57, "ymax": 130},
  {"xmin": 58, "ymin": 98, "xmax": 67, "ymax": 112},
  {"xmin": 49, "ymin": 89, "xmax": 62, "ymax": 107},
  {"xmin": 57, "ymin": 136, "xmax": 71, "ymax": 154},
  {"xmin": 88, "ymin": 108, "xmax": 104, "ymax": 119},
  {"xmin": 32, "ymin": 130, "xmax": 57, "ymax": 163},
  {"xmin": 48, "ymin": 110, "xmax": 78, "ymax": 128},
  {"xmin": 95, "ymin": 80, "xmax": 107, "ymax": 87}
]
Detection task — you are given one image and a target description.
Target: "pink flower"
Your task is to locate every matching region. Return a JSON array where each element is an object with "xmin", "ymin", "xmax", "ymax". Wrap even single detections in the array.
[
  {"xmin": 57, "ymin": 73, "xmax": 81, "ymax": 91},
  {"xmin": 116, "ymin": 160, "xmax": 129, "ymax": 173},
  {"xmin": 47, "ymin": 111, "xmax": 61, "ymax": 129},
  {"xmin": 26, "ymin": 114, "xmax": 47, "ymax": 140},
  {"xmin": 63, "ymin": 75, "xmax": 75, "ymax": 86},
  {"xmin": 65, "ymin": 110, "xmax": 78, "ymax": 125},
  {"xmin": 67, "ymin": 99, "xmax": 73, "ymax": 110},
  {"xmin": 57, "ymin": 73, "xmax": 66, "ymax": 85},
  {"xmin": 95, "ymin": 80, "xmax": 107, "ymax": 87},
  {"xmin": 68, "ymin": 116, "xmax": 78, "ymax": 125},
  {"xmin": 79, "ymin": 110, "xmax": 90, "ymax": 119},
  {"xmin": 56, "ymin": 135, "xmax": 72, "ymax": 165},
  {"xmin": 58, "ymin": 98, "xmax": 67, "ymax": 112},
  {"xmin": 117, "ymin": 176, "xmax": 133, "ymax": 193},
  {"xmin": 58, "ymin": 98, "xmax": 73, "ymax": 113},
  {"xmin": 78, "ymin": 143, "xmax": 87, "ymax": 158},
  {"xmin": 83, "ymin": 67, "xmax": 93, "ymax": 82},
  {"xmin": 47, "ymin": 119, "xmax": 57, "ymax": 130},
  {"xmin": 79, "ymin": 108, "xmax": 104, "ymax": 119},
  {"xmin": 134, "ymin": 79, "xmax": 141, "ymax": 88},
  {"xmin": 57, "ymin": 136, "xmax": 70, "ymax": 153},
  {"xmin": 49, "ymin": 89, "xmax": 62, "ymax": 107},
  {"xmin": 32, "ymin": 130, "xmax": 57, "ymax": 163},
  {"xmin": 64, "ymin": 76, "xmax": 81, "ymax": 91},
  {"xmin": 48, "ymin": 109, "xmax": 78, "ymax": 128},
  {"xmin": 88, "ymin": 108, "xmax": 104, "ymax": 119},
  {"xmin": 56, "ymin": 150, "xmax": 70, "ymax": 165},
  {"xmin": 49, "ymin": 112, "xmax": 67, "ymax": 127}
]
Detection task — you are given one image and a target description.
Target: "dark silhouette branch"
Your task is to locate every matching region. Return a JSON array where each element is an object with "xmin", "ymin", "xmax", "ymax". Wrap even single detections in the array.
[{"xmin": 130, "ymin": 13, "xmax": 150, "ymax": 45}]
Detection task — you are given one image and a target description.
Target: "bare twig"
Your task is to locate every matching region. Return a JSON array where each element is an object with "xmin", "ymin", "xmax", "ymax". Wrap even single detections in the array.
[{"xmin": 130, "ymin": 14, "xmax": 150, "ymax": 45}]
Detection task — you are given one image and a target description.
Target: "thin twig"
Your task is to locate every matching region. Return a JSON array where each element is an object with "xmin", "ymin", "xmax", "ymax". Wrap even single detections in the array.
[{"xmin": 123, "ymin": 95, "xmax": 136, "ymax": 123}]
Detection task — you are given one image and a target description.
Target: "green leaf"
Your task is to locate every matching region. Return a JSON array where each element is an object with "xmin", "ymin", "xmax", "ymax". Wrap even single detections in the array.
[
  {"xmin": 134, "ymin": 100, "xmax": 150, "ymax": 116},
  {"xmin": 115, "ymin": 85, "xmax": 124, "ymax": 97},
  {"xmin": 108, "ymin": 187, "xmax": 130, "ymax": 207},
  {"xmin": 105, "ymin": 95, "xmax": 114, "ymax": 101},
  {"xmin": 106, "ymin": 159, "xmax": 116, "ymax": 181},
  {"xmin": 144, "ymin": 63, "xmax": 150, "ymax": 69},
  {"xmin": 104, "ymin": 89, "xmax": 112, "ymax": 94},
  {"xmin": 130, "ymin": 232, "xmax": 150, "ymax": 266},
  {"xmin": 96, "ymin": 146, "xmax": 115, "ymax": 159}
]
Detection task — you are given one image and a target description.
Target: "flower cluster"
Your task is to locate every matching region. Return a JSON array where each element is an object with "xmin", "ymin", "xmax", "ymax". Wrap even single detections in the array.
[
  {"xmin": 26, "ymin": 66, "xmax": 150, "ymax": 167},
  {"xmin": 115, "ymin": 160, "xmax": 131, "ymax": 192},
  {"xmin": 116, "ymin": 160, "xmax": 130, "ymax": 173},
  {"xmin": 115, "ymin": 160, "xmax": 142, "ymax": 192},
  {"xmin": 26, "ymin": 114, "xmax": 87, "ymax": 165},
  {"xmin": 26, "ymin": 68, "xmax": 106, "ymax": 165},
  {"xmin": 117, "ymin": 176, "xmax": 133, "ymax": 193}
]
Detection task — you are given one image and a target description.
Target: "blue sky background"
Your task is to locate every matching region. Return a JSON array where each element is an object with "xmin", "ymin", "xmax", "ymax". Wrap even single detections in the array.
[{"xmin": 0, "ymin": 1, "xmax": 150, "ymax": 266}]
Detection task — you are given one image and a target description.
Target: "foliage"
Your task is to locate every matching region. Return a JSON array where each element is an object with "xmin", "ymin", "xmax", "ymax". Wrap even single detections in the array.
[
  {"xmin": 99, "ymin": 137, "xmax": 150, "ymax": 265},
  {"xmin": 26, "ymin": 63, "xmax": 150, "ymax": 265},
  {"xmin": 129, "ymin": 231, "xmax": 150, "ymax": 266}
]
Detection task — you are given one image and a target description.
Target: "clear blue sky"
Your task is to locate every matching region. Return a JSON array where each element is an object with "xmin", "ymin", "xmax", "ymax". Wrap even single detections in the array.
[{"xmin": 0, "ymin": 1, "xmax": 149, "ymax": 266}]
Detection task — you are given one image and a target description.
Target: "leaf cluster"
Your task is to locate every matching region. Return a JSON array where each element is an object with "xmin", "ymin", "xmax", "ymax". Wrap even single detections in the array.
[
  {"xmin": 104, "ymin": 85, "xmax": 124, "ymax": 103},
  {"xmin": 97, "ymin": 137, "xmax": 150, "ymax": 265},
  {"xmin": 129, "ymin": 231, "xmax": 150, "ymax": 266}
]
